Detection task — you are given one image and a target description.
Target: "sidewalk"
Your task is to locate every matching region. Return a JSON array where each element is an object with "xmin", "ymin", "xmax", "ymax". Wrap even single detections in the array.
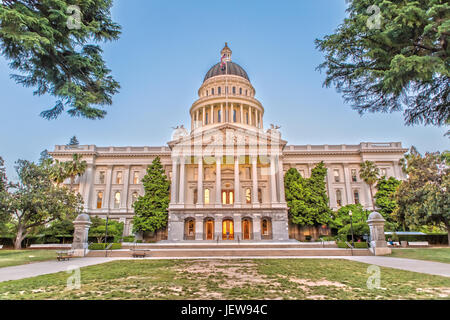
[
  {"xmin": 345, "ymin": 256, "xmax": 450, "ymax": 278},
  {"xmin": 0, "ymin": 256, "xmax": 449, "ymax": 283}
]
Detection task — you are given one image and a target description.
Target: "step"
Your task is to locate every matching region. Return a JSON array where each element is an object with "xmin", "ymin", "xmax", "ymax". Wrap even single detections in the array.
[
  {"xmin": 122, "ymin": 243, "xmax": 338, "ymax": 250},
  {"xmin": 87, "ymin": 248, "xmax": 371, "ymax": 258}
]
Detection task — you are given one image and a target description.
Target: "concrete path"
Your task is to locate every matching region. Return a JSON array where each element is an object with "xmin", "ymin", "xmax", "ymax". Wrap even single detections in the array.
[
  {"xmin": 345, "ymin": 256, "xmax": 450, "ymax": 278},
  {"xmin": 0, "ymin": 257, "xmax": 118, "ymax": 282},
  {"xmin": 1, "ymin": 256, "xmax": 449, "ymax": 283}
]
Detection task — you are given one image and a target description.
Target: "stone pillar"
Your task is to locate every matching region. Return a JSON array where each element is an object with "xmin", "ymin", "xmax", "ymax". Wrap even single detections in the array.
[
  {"xmin": 251, "ymin": 156, "xmax": 259, "ymax": 204},
  {"xmin": 170, "ymin": 159, "xmax": 178, "ymax": 204},
  {"xmin": 195, "ymin": 216, "xmax": 203, "ymax": 241},
  {"xmin": 178, "ymin": 157, "xmax": 185, "ymax": 204},
  {"xmin": 278, "ymin": 156, "xmax": 286, "ymax": 204},
  {"xmin": 367, "ymin": 211, "xmax": 391, "ymax": 256},
  {"xmin": 202, "ymin": 106, "xmax": 206, "ymax": 125},
  {"xmin": 197, "ymin": 157, "xmax": 203, "ymax": 206},
  {"xmin": 234, "ymin": 156, "xmax": 241, "ymax": 206},
  {"xmin": 253, "ymin": 215, "xmax": 261, "ymax": 240},
  {"xmin": 240, "ymin": 104, "xmax": 244, "ymax": 124},
  {"xmin": 270, "ymin": 156, "xmax": 277, "ymax": 203},
  {"xmin": 81, "ymin": 164, "xmax": 95, "ymax": 211},
  {"xmin": 249, "ymin": 106, "xmax": 253, "ymax": 126},
  {"xmin": 215, "ymin": 215, "xmax": 223, "ymax": 240},
  {"xmin": 72, "ymin": 214, "xmax": 92, "ymax": 257},
  {"xmin": 215, "ymin": 156, "xmax": 222, "ymax": 207},
  {"xmin": 234, "ymin": 214, "xmax": 242, "ymax": 241},
  {"xmin": 211, "ymin": 105, "xmax": 214, "ymax": 124},
  {"xmin": 196, "ymin": 110, "xmax": 200, "ymax": 128}
]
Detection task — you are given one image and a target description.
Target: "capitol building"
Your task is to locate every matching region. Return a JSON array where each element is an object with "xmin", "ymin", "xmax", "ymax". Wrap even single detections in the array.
[{"xmin": 50, "ymin": 44, "xmax": 407, "ymax": 242}]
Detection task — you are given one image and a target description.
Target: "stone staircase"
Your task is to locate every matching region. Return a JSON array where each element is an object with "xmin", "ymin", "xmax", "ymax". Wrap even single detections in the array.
[{"xmin": 87, "ymin": 242, "xmax": 371, "ymax": 258}]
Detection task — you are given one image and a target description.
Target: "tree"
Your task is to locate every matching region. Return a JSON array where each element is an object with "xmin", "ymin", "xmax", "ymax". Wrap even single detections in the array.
[
  {"xmin": 132, "ymin": 157, "xmax": 170, "ymax": 234},
  {"xmin": 359, "ymin": 161, "xmax": 380, "ymax": 209},
  {"xmin": 89, "ymin": 216, "xmax": 123, "ymax": 243},
  {"xmin": 0, "ymin": 0, "xmax": 121, "ymax": 120},
  {"xmin": 39, "ymin": 149, "xmax": 52, "ymax": 164},
  {"xmin": 284, "ymin": 163, "xmax": 332, "ymax": 226},
  {"xmin": 1, "ymin": 160, "xmax": 83, "ymax": 249},
  {"xmin": 49, "ymin": 154, "xmax": 87, "ymax": 190},
  {"xmin": 316, "ymin": 0, "xmax": 450, "ymax": 130},
  {"xmin": 0, "ymin": 156, "xmax": 7, "ymax": 193},
  {"xmin": 67, "ymin": 136, "xmax": 79, "ymax": 146},
  {"xmin": 375, "ymin": 176, "xmax": 401, "ymax": 223},
  {"xmin": 395, "ymin": 149, "xmax": 450, "ymax": 244},
  {"xmin": 329, "ymin": 204, "xmax": 370, "ymax": 230}
]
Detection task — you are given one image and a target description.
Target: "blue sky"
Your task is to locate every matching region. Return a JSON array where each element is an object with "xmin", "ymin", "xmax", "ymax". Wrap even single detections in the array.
[{"xmin": 0, "ymin": 0, "xmax": 448, "ymax": 179}]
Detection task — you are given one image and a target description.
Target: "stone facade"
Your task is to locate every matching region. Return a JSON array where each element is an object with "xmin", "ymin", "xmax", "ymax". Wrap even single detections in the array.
[{"xmin": 50, "ymin": 44, "xmax": 407, "ymax": 241}]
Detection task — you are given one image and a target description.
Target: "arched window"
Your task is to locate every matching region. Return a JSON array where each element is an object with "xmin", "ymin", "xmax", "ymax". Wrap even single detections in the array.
[
  {"xmin": 211, "ymin": 88, "xmax": 214, "ymax": 95},
  {"xmin": 232, "ymin": 87, "xmax": 236, "ymax": 95},
  {"xmin": 187, "ymin": 220, "xmax": 195, "ymax": 237},
  {"xmin": 239, "ymin": 88, "xmax": 242, "ymax": 95},
  {"xmin": 246, "ymin": 188, "xmax": 252, "ymax": 204},
  {"xmin": 233, "ymin": 110, "xmax": 236, "ymax": 122},
  {"xmin": 262, "ymin": 219, "xmax": 269, "ymax": 236},
  {"xmin": 114, "ymin": 192, "xmax": 121, "ymax": 209},
  {"xmin": 218, "ymin": 110, "xmax": 221, "ymax": 122},
  {"xmin": 204, "ymin": 189, "xmax": 210, "ymax": 205},
  {"xmin": 218, "ymin": 87, "xmax": 221, "ymax": 95},
  {"xmin": 205, "ymin": 112, "xmax": 209, "ymax": 125},
  {"xmin": 336, "ymin": 190, "xmax": 342, "ymax": 207},
  {"xmin": 97, "ymin": 192, "xmax": 103, "ymax": 209}
]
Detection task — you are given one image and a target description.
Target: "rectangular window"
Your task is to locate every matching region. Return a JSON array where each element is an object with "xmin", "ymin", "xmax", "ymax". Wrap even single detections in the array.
[
  {"xmin": 116, "ymin": 172, "xmax": 123, "ymax": 184},
  {"xmin": 133, "ymin": 172, "xmax": 140, "ymax": 184},
  {"xmin": 334, "ymin": 169, "xmax": 340, "ymax": 183},
  {"xmin": 351, "ymin": 169, "xmax": 357, "ymax": 182},
  {"xmin": 381, "ymin": 168, "xmax": 387, "ymax": 177},
  {"xmin": 97, "ymin": 192, "xmax": 103, "ymax": 209},
  {"xmin": 204, "ymin": 189, "xmax": 210, "ymax": 205},
  {"xmin": 246, "ymin": 188, "xmax": 251, "ymax": 204},
  {"xmin": 336, "ymin": 190, "xmax": 342, "ymax": 207},
  {"xmin": 114, "ymin": 192, "xmax": 121, "ymax": 209},
  {"xmin": 354, "ymin": 190, "xmax": 360, "ymax": 205},
  {"xmin": 98, "ymin": 171, "xmax": 105, "ymax": 184}
]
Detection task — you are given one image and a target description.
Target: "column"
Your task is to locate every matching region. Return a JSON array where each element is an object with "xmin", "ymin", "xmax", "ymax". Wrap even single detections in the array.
[
  {"xmin": 234, "ymin": 214, "xmax": 242, "ymax": 241},
  {"xmin": 178, "ymin": 157, "xmax": 185, "ymax": 204},
  {"xmin": 215, "ymin": 215, "xmax": 223, "ymax": 240},
  {"xmin": 195, "ymin": 216, "xmax": 203, "ymax": 240},
  {"xmin": 234, "ymin": 156, "xmax": 240, "ymax": 205},
  {"xmin": 278, "ymin": 157, "xmax": 285, "ymax": 203},
  {"xmin": 104, "ymin": 165, "xmax": 113, "ymax": 209},
  {"xmin": 81, "ymin": 164, "xmax": 94, "ymax": 211},
  {"xmin": 202, "ymin": 106, "xmax": 206, "ymax": 125},
  {"xmin": 215, "ymin": 156, "xmax": 222, "ymax": 207},
  {"xmin": 170, "ymin": 159, "xmax": 178, "ymax": 204},
  {"xmin": 249, "ymin": 106, "xmax": 253, "ymax": 126},
  {"xmin": 251, "ymin": 156, "xmax": 259, "ymax": 204},
  {"xmin": 220, "ymin": 104, "xmax": 224, "ymax": 123},
  {"xmin": 343, "ymin": 164, "xmax": 353, "ymax": 205},
  {"xmin": 326, "ymin": 165, "xmax": 336, "ymax": 209},
  {"xmin": 210, "ymin": 105, "xmax": 214, "ymax": 124},
  {"xmin": 197, "ymin": 156, "xmax": 203, "ymax": 206},
  {"xmin": 270, "ymin": 156, "xmax": 277, "ymax": 203},
  {"xmin": 121, "ymin": 165, "xmax": 131, "ymax": 209},
  {"xmin": 196, "ymin": 110, "xmax": 199, "ymax": 128},
  {"xmin": 240, "ymin": 104, "xmax": 244, "ymax": 124},
  {"xmin": 259, "ymin": 112, "xmax": 263, "ymax": 129}
]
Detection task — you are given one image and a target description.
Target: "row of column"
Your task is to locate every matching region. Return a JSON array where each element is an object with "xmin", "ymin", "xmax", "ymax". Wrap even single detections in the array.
[
  {"xmin": 192, "ymin": 103, "xmax": 263, "ymax": 128},
  {"xmin": 170, "ymin": 155, "xmax": 286, "ymax": 206}
]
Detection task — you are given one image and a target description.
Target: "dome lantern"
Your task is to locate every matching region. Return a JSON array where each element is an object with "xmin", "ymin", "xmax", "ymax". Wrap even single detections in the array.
[{"xmin": 221, "ymin": 42, "xmax": 232, "ymax": 62}]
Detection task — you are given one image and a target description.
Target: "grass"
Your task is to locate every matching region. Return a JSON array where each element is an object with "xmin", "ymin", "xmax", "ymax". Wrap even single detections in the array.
[
  {"xmin": 0, "ymin": 259, "xmax": 449, "ymax": 300},
  {"xmin": 390, "ymin": 248, "xmax": 450, "ymax": 264},
  {"xmin": 0, "ymin": 250, "xmax": 58, "ymax": 268}
]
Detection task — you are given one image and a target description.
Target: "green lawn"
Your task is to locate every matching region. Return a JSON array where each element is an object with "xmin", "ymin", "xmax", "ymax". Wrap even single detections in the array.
[
  {"xmin": 390, "ymin": 248, "xmax": 450, "ymax": 264},
  {"xmin": 0, "ymin": 259, "xmax": 449, "ymax": 300},
  {"xmin": 0, "ymin": 250, "xmax": 58, "ymax": 268}
]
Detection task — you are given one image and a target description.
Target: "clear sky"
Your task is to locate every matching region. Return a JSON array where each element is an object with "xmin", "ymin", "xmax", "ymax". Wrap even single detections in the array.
[{"xmin": 0, "ymin": 0, "xmax": 448, "ymax": 180}]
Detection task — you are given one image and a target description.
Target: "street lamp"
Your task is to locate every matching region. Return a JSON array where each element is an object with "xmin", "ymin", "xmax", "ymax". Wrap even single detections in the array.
[{"xmin": 349, "ymin": 210, "xmax": 355, "ymax": 248}]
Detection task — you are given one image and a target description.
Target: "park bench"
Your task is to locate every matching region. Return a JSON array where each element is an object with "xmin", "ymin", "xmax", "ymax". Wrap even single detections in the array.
[
  {"xmin": 56, "ymin": 250, "xmax": 74, "ymax": 261},
  {"xmin": 408, "ymin": 241, "xmax": 429, "ymax": 247},
  {"xmin": 131, "ymin": 249, "xmax": 149, "ymax": 258}
]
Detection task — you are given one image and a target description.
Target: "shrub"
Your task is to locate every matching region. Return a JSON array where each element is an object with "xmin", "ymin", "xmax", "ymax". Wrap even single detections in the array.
[
  {"xmin": 121, "ymin": 236, "xmax": 135, "ymax": 243},
  {"xmin": 337, "ymin": 241, "xmax": 368, "ymax": 249},
  {"xmin": 88, "ymin": 243, "xmax": 122, "ymax": 250}
]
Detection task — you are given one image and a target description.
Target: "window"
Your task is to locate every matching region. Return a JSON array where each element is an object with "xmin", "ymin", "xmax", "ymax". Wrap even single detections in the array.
[
  {"xmin": 116, "ymin": 171, "xmax": 123, "ymax": 184},
  {"xmin": 218, "ymin": 87, "xmax": 221, "ymax": 95},
  {"xmin": 211, "ymin": 88, "xmax": 214, "ymax": 95},
  {"xmin": 98, "ymin": 171, "xmax": 105, "ymax": 184},
  {"xmin": 336, "ymin": 190, "xmax": 342, "ymax": 207},
  {"xmin": 132, "ymin": 192, "xmax": 139, "ymax": 205},
  {"xmin": 114, "ymin": 192, "xmax": 121, "ymax": 208},
  {"xmin": 96, "ymin": 192, "xmax": 103, "ymax": 209},
  {"xmin": 206, "ymin": 90, "xmax": 208, "ymax": 96},
  {"xmin": 133, "ymin": 171, "xmax": 140, "ymax": 184},
  {"xmin": 239, "ymin": 88, "xmax": 242, "ymax": 95},
  {"xmin": 334, "ymin": 169, "xmax": 340, "ymax": 183},
  {"xmin": 351, "ymin": 169, "xmax": 358, "ymax": 182},
  {"xmin": 204, "ymin": 189, "xmax": 210, "ymax": 205},
  {"xmin": 245, "ymin": 167, "xmax": 251, "ymax": 179},
  {"xmin": 246, "ymin": 112, "xmax": 249, "ymax": 124},
  {"xmin": 193, "ymin": 189, "xmax": 198, "ymax": 204},
  {"xmin": 354, "ymin": 190, "xmax": 360, "ymax": 205},
  {"xmin": 218, "ymin": 110, "xmax": 221, "ymax": 122},
  {"xmin": 232, "ymin": 87, "xmax": 236, "ymax": 95},
  {"xmin": 233, "ymin": 110, "xmax": 236, "ymax": 122},
  {"xmin": 258, "ymin": 188, "xmax": 263, "ymax": 203},
  {"xmin": 380, "ymin": 168, "xmax": 387, "ymax": 177},
  {"xmin": 262, "ymin": 219, "xmax": 269, "ymax": 236},
  {"xmin": 205, "ymin": 112, "xmax": 209, "ymax": 125},
  {"xmin": 188, "ymin": 220, "xmax": 195, "ymax": 236},
  {"xmin": 246, "ymin": 188, "xmax": 252, "ymax": 204},
  {"xmin": 245, "ymin": 89, "xmax": 248, "ymax": 96}
]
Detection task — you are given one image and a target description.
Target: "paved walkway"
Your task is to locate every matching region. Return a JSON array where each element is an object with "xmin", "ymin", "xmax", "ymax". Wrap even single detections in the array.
[
  {"xmin": 0, "ymin": 256, "xmax": 449, "ymax": 283},
  {"xmin": 345, "ymin": 256, "xmax": 450, "ymax": 278}
]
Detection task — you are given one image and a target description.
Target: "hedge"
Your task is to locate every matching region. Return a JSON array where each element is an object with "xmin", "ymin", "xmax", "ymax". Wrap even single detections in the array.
[
  {"xmin": 88, "ymin": 243, "xmax": 122, "ymax": 250},
  {"xmin": 337, "ymin": 241, "xmax": 368, "ymax": 249},
  {"xmin": 386, "ymin": 233, "xmax": 448, "ymax": 245}
]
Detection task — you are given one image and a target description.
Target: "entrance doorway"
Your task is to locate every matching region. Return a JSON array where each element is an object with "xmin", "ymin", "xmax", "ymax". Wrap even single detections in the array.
[
  {"xmin": 242, "ymin": 218, "xmax": 252, "ymax": 240},
  {"xmin": 205, "ymin": 219, "xmax": 214, "ymax": 240},
  {"xmin": 222, "ymin": 219, "xmax": 234, "ymax": 240}
]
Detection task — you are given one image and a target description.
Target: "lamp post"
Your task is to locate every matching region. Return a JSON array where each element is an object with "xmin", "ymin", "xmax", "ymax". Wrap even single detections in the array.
[{"xmin": 349, "ymin": 210, "xmax": 355, "ymax": 248}]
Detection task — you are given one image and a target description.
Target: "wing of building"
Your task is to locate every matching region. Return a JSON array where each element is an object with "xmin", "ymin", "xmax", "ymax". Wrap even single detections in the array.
[{"xmin": 50, "ymin": 44, "xmax": 408, "ymax": 242}]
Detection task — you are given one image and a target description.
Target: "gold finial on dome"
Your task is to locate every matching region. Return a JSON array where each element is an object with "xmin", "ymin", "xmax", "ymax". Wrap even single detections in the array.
[{"xmin": 221, "ymin": 42, "xmax": 232, "ymax": 62}]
